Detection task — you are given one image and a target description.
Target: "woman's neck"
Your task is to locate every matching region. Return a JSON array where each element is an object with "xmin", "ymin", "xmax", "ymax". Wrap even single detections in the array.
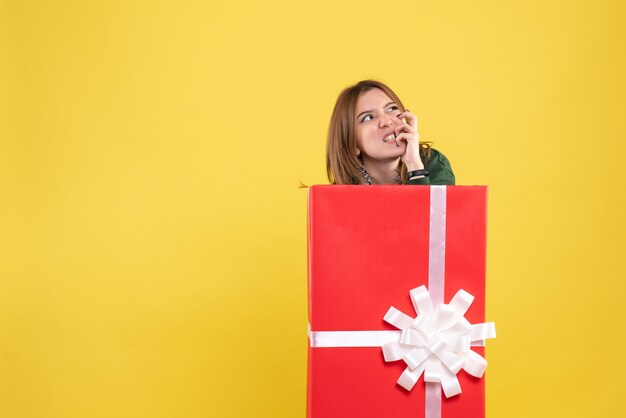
[{"xmin": 362, "ymin": 157, "xmax": 401, "ymax": 184}]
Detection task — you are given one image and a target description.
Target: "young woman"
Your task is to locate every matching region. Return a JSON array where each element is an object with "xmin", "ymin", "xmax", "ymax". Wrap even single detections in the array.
[{"xmin": 326, "ymin": 80, "xmax": 455, "ymax": 185}]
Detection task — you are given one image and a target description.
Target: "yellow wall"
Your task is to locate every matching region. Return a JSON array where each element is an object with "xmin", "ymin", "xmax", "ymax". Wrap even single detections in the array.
[{"xmin": 2, "ymin": 1, "xmax": 625, "ymax": 417}]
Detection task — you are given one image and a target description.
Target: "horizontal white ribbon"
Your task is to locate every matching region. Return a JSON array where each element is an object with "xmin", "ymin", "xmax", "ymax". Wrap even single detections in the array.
[
  {"xmin": 308, "ymin": 286, "xmax": 496, "ymax": 398},
  {"xmin": 308, "ymin": 328, "xmax": 400, "ymax": 347},
  {"xmin": 308, "ymin": 329, "xmax": 488, "ymax": 348}
]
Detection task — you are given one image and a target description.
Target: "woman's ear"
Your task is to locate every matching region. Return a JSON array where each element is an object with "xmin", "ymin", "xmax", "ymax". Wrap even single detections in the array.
[{"xmin": 356, "ymin": 149, "xmax": 361, "ymax": 156}]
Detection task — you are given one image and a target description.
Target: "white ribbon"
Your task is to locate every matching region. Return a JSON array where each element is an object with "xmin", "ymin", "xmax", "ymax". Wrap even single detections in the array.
[
  {"xmin": 426, "ymin": 185, "xmax": 447, "ymax": 418},
  {"xmin": 307, "ymin": 286, "xmax": 496, "ymax": 398},
  {"xmin": 382, "ymin": 285, "xmax": 496, "ymax": 398}
]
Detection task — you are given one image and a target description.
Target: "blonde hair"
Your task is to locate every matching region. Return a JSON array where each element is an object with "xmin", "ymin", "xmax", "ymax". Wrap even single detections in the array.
[{"xmin": 326, "ymin": 80, "xmax": 431, "ymax": 184}]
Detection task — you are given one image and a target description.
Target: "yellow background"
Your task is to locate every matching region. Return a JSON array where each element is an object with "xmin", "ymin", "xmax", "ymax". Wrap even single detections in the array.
[{"xmin": 2, "ymin": 0, "xmax": 625, "ymax": 417}]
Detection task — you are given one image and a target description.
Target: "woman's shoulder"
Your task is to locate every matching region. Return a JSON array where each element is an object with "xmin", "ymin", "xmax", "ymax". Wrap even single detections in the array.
[
  {"xmin": 424, "ymin": 147, "xmax": 451, "ymax": 166},
  {"xmin": 422, "ymin": 147, "xmax": 455, "ymax": 185}
]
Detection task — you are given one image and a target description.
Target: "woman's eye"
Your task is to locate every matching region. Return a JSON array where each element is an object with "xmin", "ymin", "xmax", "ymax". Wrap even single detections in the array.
[
  {"xmin": 388, "ymin": 105, "xmax": 398, "ymax": 112},
  {"xmin": 362, "ymin": 114, "xmax": 372, "ymax": 122}
]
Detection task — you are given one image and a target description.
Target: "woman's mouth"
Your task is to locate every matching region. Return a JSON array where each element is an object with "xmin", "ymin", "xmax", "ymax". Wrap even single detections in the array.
[{"xmin": 383, "ymin": 133, "xmax": 396, "ymax": 143}]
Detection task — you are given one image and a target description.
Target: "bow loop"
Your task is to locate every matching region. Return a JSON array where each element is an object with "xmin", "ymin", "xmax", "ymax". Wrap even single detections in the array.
[
  {"xmin": 461, "ymin": 350, "xmax": 488, "ymax": 378},
  {"xmin": 404, "ymin": 347, "xmax": 431, "ymax": 370},
  {"xmin": 448, "ymin": 289, "xmax": 474, "ymax": 316},
  {"xmin": 410, "ymin": 285, "xmax": 434, "ymax": 316},
  {"xmin": 383, "ymin": 286, "xmax": 496, "ymax": 398},
  {"xmin": 470, "ymin": 322, "xmax": 497, "ymax": 342},
  {"xmin": 384, "ymin": 306, "xmax": 414, "ymax": 330}
]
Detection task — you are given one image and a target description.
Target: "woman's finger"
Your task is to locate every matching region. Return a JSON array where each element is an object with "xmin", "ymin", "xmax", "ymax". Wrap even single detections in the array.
[
  {"xmin": 395, "ymin": 132, "xmax": 420, "ymax": 144},
  {"xmin": 397, "ymin": 111, "xmax": 418, "ymax": 129},
  {"xmin": 394, "ymin": 123, "xmax": 415, "ymax": 135}
]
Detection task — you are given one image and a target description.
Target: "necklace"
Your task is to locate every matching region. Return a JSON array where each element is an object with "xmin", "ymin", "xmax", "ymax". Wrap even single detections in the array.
[{"xmin": 358, "ymin": 166, "xmax": 401, "ymax": 185}]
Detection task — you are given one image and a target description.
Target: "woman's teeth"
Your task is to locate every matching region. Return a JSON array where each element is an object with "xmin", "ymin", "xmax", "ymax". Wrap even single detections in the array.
[{"xmin": 383, "ymin": 133, "xmax": 396, "ymax": 142}]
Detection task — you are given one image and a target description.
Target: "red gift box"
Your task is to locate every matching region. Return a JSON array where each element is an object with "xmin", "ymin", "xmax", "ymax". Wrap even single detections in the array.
[{"xmin": 307, "ymin": 185, "xmax": 491, "ymax": 418}]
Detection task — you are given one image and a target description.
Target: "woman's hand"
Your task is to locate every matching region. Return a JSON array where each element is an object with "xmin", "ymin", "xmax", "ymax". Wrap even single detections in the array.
[{"xmin": 395, "ymin": 110, "xmax": 424, "ymax": 171}]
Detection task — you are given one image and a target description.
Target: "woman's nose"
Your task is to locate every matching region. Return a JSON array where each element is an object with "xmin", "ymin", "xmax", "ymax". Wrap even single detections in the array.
[{"xmin": 379, "ymin": 114, "xmax": 395, "ymax": 128}]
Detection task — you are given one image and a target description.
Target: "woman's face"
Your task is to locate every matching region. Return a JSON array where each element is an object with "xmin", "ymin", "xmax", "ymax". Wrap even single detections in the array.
[{"xmin": 354, "ymin": 88, "xmax": 405, "ymax": 162}]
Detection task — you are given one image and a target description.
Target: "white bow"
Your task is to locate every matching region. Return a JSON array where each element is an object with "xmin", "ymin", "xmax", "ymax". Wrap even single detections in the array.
[{"xmin": 382, "ymin": 285, "xmax": 496, "ymax": 398}]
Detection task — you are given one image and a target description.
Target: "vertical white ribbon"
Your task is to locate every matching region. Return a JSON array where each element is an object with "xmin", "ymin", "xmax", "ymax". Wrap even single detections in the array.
[{"xmin": 426, "ymin": 185, "xmax": 447, "ymax": 418}]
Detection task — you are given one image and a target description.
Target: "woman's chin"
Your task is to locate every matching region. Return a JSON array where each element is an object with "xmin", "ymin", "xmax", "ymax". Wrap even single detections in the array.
[
  {"xmin": 381, "ymin": 146, "xmax": 405, "ymax": 158},
  {"xmin": 372, "ymin": 152, "xmax": 403, "ymax": 163},
  {"xmin": 363, "ymin": 145, "xmax": 405, "ymax": 162}
]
